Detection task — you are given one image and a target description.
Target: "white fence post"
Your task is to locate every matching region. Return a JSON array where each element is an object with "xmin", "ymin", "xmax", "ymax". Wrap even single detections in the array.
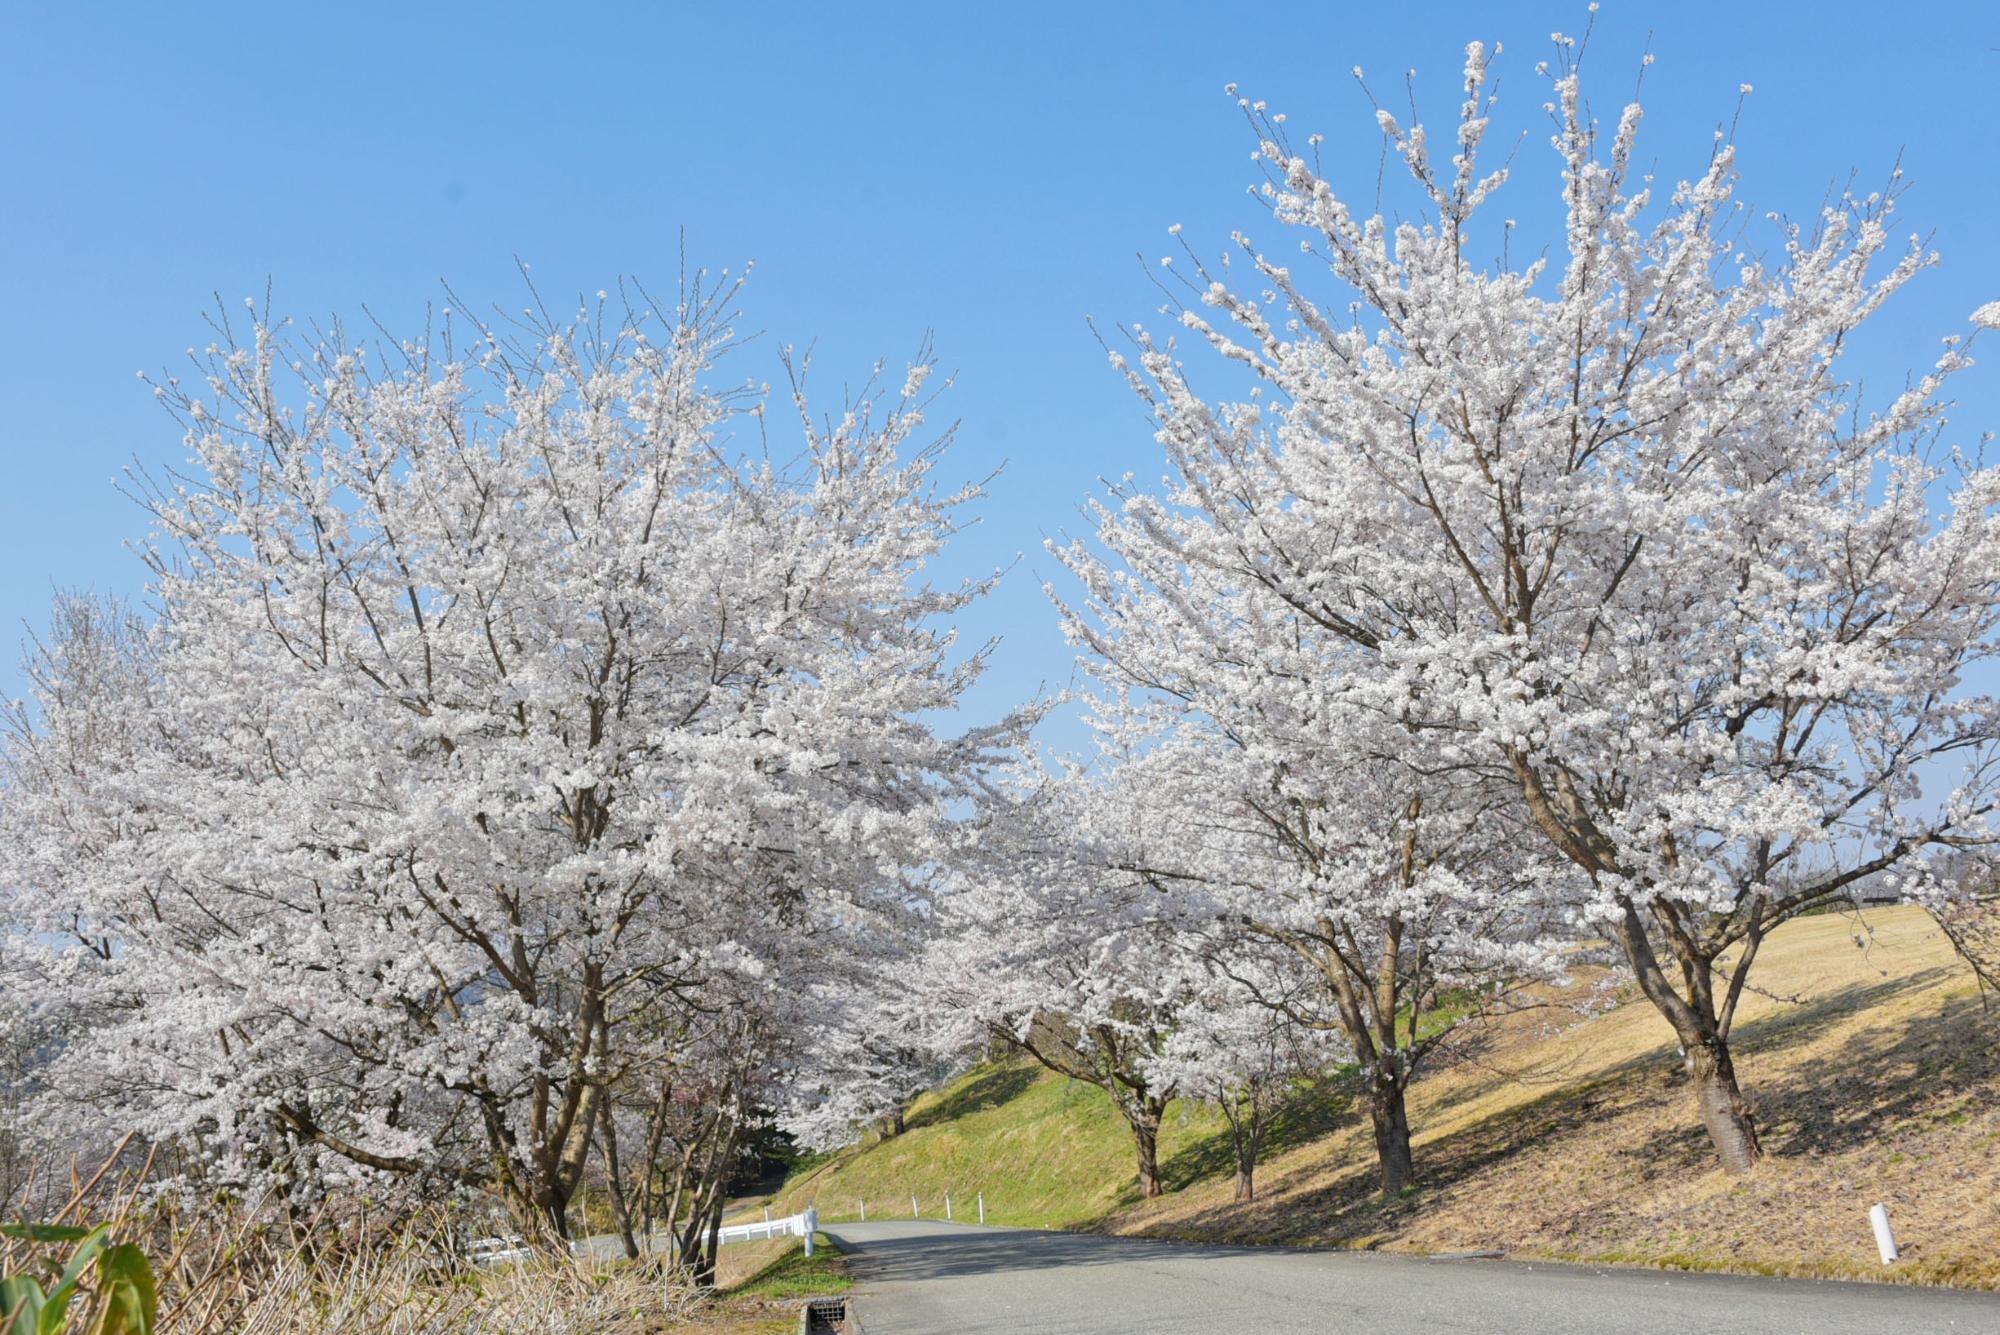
[
  {"xmin": 859, "ymin": 1198, "xmax": 866, "ymax": 1222},
  {"xmin": 978, "ymin": 1192, "xmax": 985, "ymax": 1225},
  {"xmin": 763, "ymin": 1205, "xmax": 771, "ymax": 1222},
  {"xmin": 945, "ymin": 1192, "xmax": 953, "ymax": 1222},
  {"xmin": 911, "ymin": 1193, "xmax": 918, "ymax": 1219},
  {"xmin": 804, "ymin": 1206, "xmax": 819, "ymax": 1258},
  {"xmin": 1870, "ymin": 1203, "xmax": 1899, "ymax": 1264}
]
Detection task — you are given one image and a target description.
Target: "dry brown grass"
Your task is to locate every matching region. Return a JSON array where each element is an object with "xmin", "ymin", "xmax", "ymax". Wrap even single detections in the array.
[
  {"xmin": 192, "ymin": 1222, "xmax": 850, "ymax": 1333},
  {"xmin": 0, "ymin": 1156, "xmax": 710, "ymax": 1334},
  {"xmin": 3, "ymin": 1146, "xmax": 848, "ymax": 1333},
  {"xmin": 1113, "ymin": 906, "xmax": 1999, "ymax": 1286},
  {"xmin": 711, "ymin": 1238, "xmax": 793, "ymax": 1290},
  {"xmin": 226, "ymin": 1248, "xmax": 704, "ymax": 1334}
]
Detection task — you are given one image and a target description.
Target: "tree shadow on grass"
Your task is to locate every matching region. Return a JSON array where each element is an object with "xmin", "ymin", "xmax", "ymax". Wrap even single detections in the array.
[
  {"xmin": 1157, "ymin": 1074, "xmax": 1363, "ymax": 1195},
  {"xmin": 1610, "ymin": 965, "xmax": 1972, "ymax": 1179},
  {"xmin": 906, "ymin": 1062, "xmax": 1039, "ymax": 1132},
  {"xmin": 1753, "ymin": 988, "xmax": 1998, "ymax": 1158},
  {"xmin": 1135, "ymin": 967, "xmax": 1983, "ymax": 1246},
  {"xmin": 1727, "ymin": 965, "xmax": 1959, "ymax": 1057}
]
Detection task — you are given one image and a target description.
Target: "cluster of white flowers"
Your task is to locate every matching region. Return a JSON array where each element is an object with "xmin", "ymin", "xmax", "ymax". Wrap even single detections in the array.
[{"xmin": 0, "ymin": 282, "xmax": 1022, "ymax": 1251}]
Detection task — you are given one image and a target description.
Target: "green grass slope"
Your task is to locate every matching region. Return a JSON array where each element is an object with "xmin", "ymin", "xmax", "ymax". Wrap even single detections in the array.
[{"xmin": 774, "ymin": 1060, "xmax": 1222, "ymax": 1229}]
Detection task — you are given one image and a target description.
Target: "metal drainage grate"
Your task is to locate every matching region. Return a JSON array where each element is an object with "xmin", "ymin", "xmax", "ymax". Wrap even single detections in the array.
[{"xmin": 800, "ymin": 1296, "xmax": 854, "ymax": 1334}]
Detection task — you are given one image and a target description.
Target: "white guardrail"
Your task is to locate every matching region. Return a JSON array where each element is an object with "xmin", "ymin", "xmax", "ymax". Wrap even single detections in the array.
[
  {"xmin": 720, "ymin": 1205, "xmax": 819, "ymax": 1253},
  {"xmin": 468, "ymin": 1205, "xmax": 819, "ymax": 1267}
]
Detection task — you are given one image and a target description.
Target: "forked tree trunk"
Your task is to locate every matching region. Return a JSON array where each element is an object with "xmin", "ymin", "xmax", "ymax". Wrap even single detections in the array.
[
  {"xmin": 1512, "ymin": 764, "xmax": 1778, "ymax": 1177},
  {"xmin": 1009, "ymin": 1021, "xmax": 1169, "ymax": 1199},
  {"xmin": 1686, "ymin": 1037, "xmax": 1761, "ymax": 1175},
  {"xmin": 1366, "ymin": 1078, "xmax": 1415, "ymax": 1195},
  {"xmin": 676, "ymin": 1187, "xmax": 726, "ymax": 1284},
  {"xmin": 494, "ymin": 1187, "xmax": 570, "ymax": 1255},
  {"xmin": 1601, "ymin": 899, "xmax": 1765, "ymax": 1176},
  {"xmin": 1233, "ymin": 1163, "xmax": 1255, "ymax": 1202},
  {"xmin": 490, "ymin": 1166, "xmax": 571, "ymax": 1254}
]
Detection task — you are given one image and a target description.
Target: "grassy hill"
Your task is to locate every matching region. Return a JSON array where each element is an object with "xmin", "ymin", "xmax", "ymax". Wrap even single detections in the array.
[{"xmin": 771, "ymin": 906, "xmax": 2000, "ymax": 1287}]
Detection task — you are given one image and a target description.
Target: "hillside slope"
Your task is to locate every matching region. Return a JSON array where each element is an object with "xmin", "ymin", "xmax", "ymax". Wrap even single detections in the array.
[{"xmin": 774, "ymin": 906, "xmax": 2000, "ymax": 1287}]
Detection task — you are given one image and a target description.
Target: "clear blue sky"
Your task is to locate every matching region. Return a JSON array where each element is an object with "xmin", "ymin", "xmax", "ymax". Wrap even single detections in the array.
[{"xmin": 4, "ymin": 1, "xmax": 1997, "ymax": 745}]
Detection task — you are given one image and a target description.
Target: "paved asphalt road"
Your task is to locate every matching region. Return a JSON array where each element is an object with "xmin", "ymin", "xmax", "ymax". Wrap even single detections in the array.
[{"xmin": 823, "ymin": 1220, "xmax": 2000, "ymax": 1334}]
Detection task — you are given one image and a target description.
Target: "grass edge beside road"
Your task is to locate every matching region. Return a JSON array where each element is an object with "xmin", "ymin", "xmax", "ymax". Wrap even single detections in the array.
[
  {"xmin": 727, "ymin": 1233, "xmax": 852, "ymax": 1301},
  {"xmin": 675, "ymin": 1234, "xmax": 853, "ymax": 1333}
]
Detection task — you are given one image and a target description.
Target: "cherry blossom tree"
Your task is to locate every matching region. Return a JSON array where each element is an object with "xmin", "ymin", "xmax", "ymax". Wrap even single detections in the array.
[
  {"xmin": 1039, "ymin": 688, "xmax": 1577, "ymax": 1193},
  {"xmin": 1145, "ymin": 964, "xmax": 1336, "ymax": 1202},
  {"xmin": 780, "ymin": 965, "xmax": 962, "ymax": 1153},
  {"xmin": 627, "ymin": 1003, "xmax": 780, "ymax": 1282},
  {"xmin": 1101, "ymin": 33, "xmax": 2000, "ymax": 1175},
  {"xmin": 919, "ymin": 771, "xmax": 1214, "ymax": 1200},
  {"xmin": 0, "ymin": 276, "xmax": 1015, "ymax": 1242},
  {"xmin": 0, "ymin": 594, "xmax": 192, "ymax": 1208}
]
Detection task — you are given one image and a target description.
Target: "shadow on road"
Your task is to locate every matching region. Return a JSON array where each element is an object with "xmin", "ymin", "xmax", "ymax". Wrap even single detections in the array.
[
  {"xmin": 827, "ymin": 1222, "xmax": 1272, "ymax": 1284},
  {"xmin": 825, "ymin": 1219, "xmax": 2000, "ymax": 1335}
]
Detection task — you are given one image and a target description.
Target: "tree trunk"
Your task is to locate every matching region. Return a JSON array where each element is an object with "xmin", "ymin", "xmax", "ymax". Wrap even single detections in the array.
[
  {"xmin": 1127, "ymin": 1107, "xmax": 1163, "ymax": 1199},
  {"xmin": 491, "ymin": 1169, "xmax": 569, "ymax": 1253},
  {"xmin": 537, "ymin": 1188, "xmax": 573, "ymax": 1251},
  {"xmin": 1366, "ymin": 1078, "xmax": 1415, "ymax": 1194},
  {"xmin": 1602, "ymin": 898, "xmax": 1764, "ymax": 1176},
  {"xmin": 597, "ymin": 1101, "xmax": 641, "ymax": 1260},
  {"xmin": 637, "ymin": 1081, "xmax": 673, "ymax": 1248},
  {"xmin": 1686, "ymin": 1037, "xmax": 1761, "ymax": 1175},
  {"xmin": 693, "ymin": 1198, "xmax": 725, "ymax": 1287},
  {"xmin": 1228, "ymin": 1111, "xmax": 1259, "ymax": 1202}
]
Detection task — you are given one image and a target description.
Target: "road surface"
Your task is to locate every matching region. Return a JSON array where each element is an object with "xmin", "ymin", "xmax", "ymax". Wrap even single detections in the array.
[{"xmin": 823, "ymin": 1219, "xmax": 2000, "ymax": 1334}]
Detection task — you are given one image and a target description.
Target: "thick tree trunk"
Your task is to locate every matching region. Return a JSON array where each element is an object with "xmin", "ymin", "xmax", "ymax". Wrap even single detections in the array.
[
  {"xmin": 673, "ymin": 1211, "xmax": 704, "ymax": 1274},
  {"xmin": 1127, "ymin": 1107, "xmax": 1163, "ymax": 1199},
  {"xmin": 1512, "ymin": 763, "xmax": 1777, "ymax": 1177},
  {"xmin": 1601, "ymin": 898, "xmax": 1764, "ymax": 1176},
  {"xmin": 494, "ymin": 1182, "xmax": 572, "ymax": 1254},
  {"xmin": 675, "ymin": 1190, "xmax": 723, "ymax": 1283},
  {"xmin": 537, "ymin": 1189, "xmax": 573, "ymax": 1250},
  {"xmin": 1686, "ymin": 1037, "xmax": 1761, "ymax": 1175},
  {"xmin": 1233, "ymin": 1165, "xmax": 1255, "ymax": 1202},
  {"xmin": 486, "ymin": 1158, "xmax": 568, "ymax": 1253},
  {"xmin": 1366, "ymin": 1079, "xmax": 1415, "ymax": 1194},
  {"xmin": 671, "ymin": 1107, "xmax": 739, "ymax": 1281}
]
